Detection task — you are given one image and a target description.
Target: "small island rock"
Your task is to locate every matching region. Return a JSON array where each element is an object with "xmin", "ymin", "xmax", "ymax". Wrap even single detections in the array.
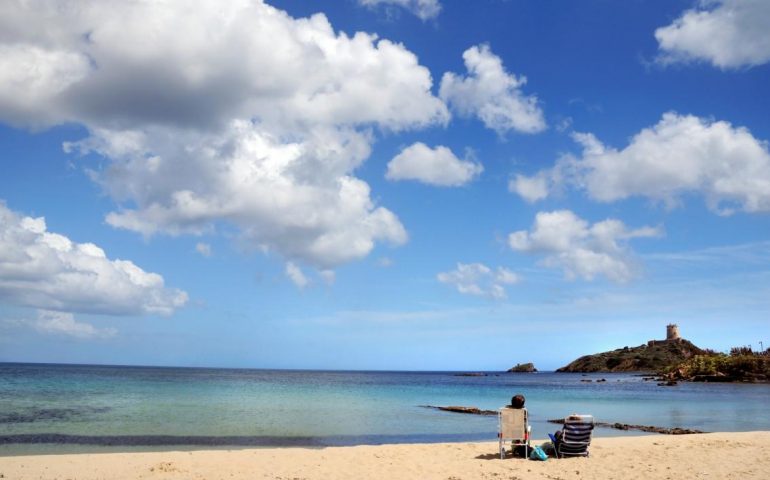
[{"xmin": 507, "ymin": 363, "xmax": 537, "ymax": 373}]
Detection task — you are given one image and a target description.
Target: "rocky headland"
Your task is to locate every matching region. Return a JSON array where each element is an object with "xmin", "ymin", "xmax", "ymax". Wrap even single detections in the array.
[
  {"xmin": 557, "ymin": 338, "xmax": 705, "ymax": 373},
  {"xmin": 555, "ymin": 328, "xmax": 769, "ymax": 383}
]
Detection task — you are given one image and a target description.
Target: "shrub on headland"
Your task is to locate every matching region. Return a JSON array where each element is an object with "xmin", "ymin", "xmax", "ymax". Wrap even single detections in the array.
[{"xmin": 664, "ymin": 347, "xmax": 770, "ymax": 383}]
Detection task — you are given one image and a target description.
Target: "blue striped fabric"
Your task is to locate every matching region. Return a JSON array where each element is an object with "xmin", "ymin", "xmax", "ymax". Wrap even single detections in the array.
[{"xmin": 557, "ymin": 416, "xmax": 594, "ymax": 457}]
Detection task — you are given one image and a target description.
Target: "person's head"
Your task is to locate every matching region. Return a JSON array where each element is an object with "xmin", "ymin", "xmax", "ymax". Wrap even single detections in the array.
[{"xmin": 510, "ymin": 394, "xmax": 525, "ymax": 409}]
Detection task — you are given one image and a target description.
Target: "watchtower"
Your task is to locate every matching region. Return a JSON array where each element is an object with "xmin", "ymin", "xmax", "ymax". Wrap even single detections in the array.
[{"xmin": 666, "ymin": 323, "xmax": 681, "ymax": 341}]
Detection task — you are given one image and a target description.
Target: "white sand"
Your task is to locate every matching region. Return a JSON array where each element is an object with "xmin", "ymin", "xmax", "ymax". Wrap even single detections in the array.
[{"xmin": 2, "ymin": 431, "xmax": 768, "ymax": 480}]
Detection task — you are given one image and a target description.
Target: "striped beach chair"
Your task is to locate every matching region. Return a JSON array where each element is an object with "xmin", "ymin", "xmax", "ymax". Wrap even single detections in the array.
[{"xmin": 550, "ymin": 414, "xmax": 594, "ymax": 458}]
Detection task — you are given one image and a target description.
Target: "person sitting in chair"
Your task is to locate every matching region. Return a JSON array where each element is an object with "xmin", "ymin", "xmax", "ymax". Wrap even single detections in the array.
[
  {"xmin": 509, "ymin": 394, "xmax": 526, "ymax": 409},
  {"xmin": 504, "ymin": 394, "xmax": 529, "ymax": 457},
  {"xmin": 549, "ymin": 414, "xmax": 595, "ymax": 458}
]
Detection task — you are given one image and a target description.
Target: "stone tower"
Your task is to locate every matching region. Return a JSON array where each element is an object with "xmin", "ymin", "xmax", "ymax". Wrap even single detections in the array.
[{"xmin": 666, "ymin": 323, "xmax": 681, "ymax": 341}]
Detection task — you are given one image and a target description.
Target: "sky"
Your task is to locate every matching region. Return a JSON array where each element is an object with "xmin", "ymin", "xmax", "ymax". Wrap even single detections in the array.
[{"xmin": 1, "ymin": 0, "xmax": 769, "ymax": 371}]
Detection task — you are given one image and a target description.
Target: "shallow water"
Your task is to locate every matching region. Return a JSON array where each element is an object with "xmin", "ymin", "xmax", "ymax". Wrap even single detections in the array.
[{"xmin": 1, "ymin": 363, "xmax": 768, "ymax": 452}]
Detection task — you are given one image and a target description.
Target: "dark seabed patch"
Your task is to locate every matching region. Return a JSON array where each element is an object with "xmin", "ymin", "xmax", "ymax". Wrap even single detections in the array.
[
  {"xmin": 0, "ymin": 406, "xmax": 111, "ymax": 424},
  {"xmin": 0, "ymin": 432, "xmax": 492, "ymax": 447}
]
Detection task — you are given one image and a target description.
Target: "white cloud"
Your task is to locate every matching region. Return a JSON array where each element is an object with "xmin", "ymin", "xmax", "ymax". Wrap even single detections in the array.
[
  {"xmin": 33, "ymin": 310, "xmax": 116, "ymax": 339},
  {"xmin": 0, "ymin": 0, "xmax": 448, "ymax": 270},
  {"xmin": 358, "ymin": 0, "xmax": 442, "ymax": 20},
  {"xmin": 0, "ymin": 45, "xmax": 91, "ymax": 128},
  {"xmin": 655, "ymin": 0, "xmax": 770, "ymax": 69},
  {"xmin": 437, "ymin": 263, "xmax": 520, "ymax": 300},
  {"xmin": 386, "ymin": 142, "xmax": 482, "ymax": 186},
  {"xmin": 0, "ymin": 1, "xmax": 449, "ymax": 131},
  {"xmin": 195, "ymin": 242, "xmax": 212, "ymax": 257},
  {"xmin": 512, "ymin": 113, "xmax": 770, "ymax": 215},
  {"xmin": 509, "ymin": 210, "xmax": 662, "ymax": 283},
  {"xmin": 439, "ymin": 44, "xmax": 545, "ymax": 135},
  {"xmin": 71, "ymin": 123, "xmax": 410, "ymax": 269},
  {"xmin": 286, "ymin": 262, "xmax": 309, "ymax": 289},
  {"xmin": 509, "ymin": 173, "xmax": 549, "ymax": 203},
  {"xmin": 0, "ymin": 202, "xmax": 188, "ymax": 315}
]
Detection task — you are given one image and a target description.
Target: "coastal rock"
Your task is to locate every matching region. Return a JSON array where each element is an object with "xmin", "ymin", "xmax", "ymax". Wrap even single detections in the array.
[
  {"xmin": 420, "ymin": 405, "xmax": 497, "ymax": 416},
  {"xmin": 547, "ymin": 419, "xmax": 705, "ymax": 435},
  {"xmin": 507, "ymin": 363, "xmax": 537, "ymax": 373}
]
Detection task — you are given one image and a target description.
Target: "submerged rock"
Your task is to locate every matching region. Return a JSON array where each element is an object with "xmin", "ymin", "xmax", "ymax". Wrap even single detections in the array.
[
  {"xmin": 547, "ymin": 419, "xmax": 705, "ymax": 435},
  {"xmin": 420, "ymin": 405, "xmax": 497, "ymax": 416}
]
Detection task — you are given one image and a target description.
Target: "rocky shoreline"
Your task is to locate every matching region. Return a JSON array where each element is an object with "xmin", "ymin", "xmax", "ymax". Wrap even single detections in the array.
[
  {"xmin": 420, "ymin": 405, "xmax": 497, "ymax": 415},
  {"xmin": 547, "ymin": 418, "xmax": 705, "ymax": 435},
  {"xmin": 421, "ymin": 405, "xmax": 706, "ymax": 434}
]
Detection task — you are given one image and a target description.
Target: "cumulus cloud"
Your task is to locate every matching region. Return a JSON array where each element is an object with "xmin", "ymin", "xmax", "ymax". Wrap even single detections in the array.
[
  {"xmin": 509, "ymin": 173, "xmax": 549, "ymax": 203},
  {"xmin": 0, "ymin": 0, "xmax": 448, "ymax": 269},
  {"xmin": 0, "ymin": 0, "xmax": 449, "ymax": 131},
  {"xmin": 386, "ymin": 142, "xmax": 482, "ymax": 186},
  {"xmin": 512, "ymin": 113, "xmax": 770, "ymax": 215},
  {"xmin": 33, "ymin": 310, "xmax": 116, "ymax": 339},
  {"xmin": 440, "ymin": 44, "xmax": 545, "ymax": 135},
  {"xmin": 655, "ymin": 0, "xmax": 770, "ymax": 69},
  {"xmin": 437, "ymin": 263, "xmax": 520, "ymax": 300},
  {"xmin": 0, "ymin": 202, "xmax": 188, "ymax": 315},
  {"xmin": 68, "ymin": 123, "xmax": 410, "ymax": 268},
  {"xmin": 358, "ymin": 0, "xmax": 442, "ymax": 20},
  {"xmin": 509, "ymin": 210, "xmax": 662, "ymax": 283},
  {"xmin": 285, "ymin": 262, "xmax": 309, "ymax": 288}
]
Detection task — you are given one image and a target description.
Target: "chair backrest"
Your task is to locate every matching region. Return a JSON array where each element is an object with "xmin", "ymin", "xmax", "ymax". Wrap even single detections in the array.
[
  {"xmin": 559, "ymin": 414, "xmax": 594, "ymax": 456},
  {"xmin": 499, "ymin": 407, "xmax": 528, "ymax": 441}
]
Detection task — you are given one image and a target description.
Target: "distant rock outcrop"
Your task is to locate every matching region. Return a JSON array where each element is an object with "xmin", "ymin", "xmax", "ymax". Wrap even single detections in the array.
[
  {"xmin": 507, "ymin": 363, "xmax": 537, "ymax": 373},
  {"xmin": 557, "ymin": 338, "xmax": 705, "ymax": 373}
]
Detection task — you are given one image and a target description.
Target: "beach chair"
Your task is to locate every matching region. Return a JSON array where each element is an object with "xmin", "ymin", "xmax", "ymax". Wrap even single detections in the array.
[
  {"xmin": 549, "ymin": 414, "xmax": 595, "ymax": 458},
  {"xmin": 498, "ymin": 407, "xmax": 530, "ymax": 459}
]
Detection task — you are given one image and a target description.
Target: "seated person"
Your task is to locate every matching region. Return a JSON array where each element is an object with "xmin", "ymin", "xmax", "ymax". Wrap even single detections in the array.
[
  {"xmin": 549, "ymin": 414, "xmax": 595, "ymax": 457},
  {"xmin": 509, "ymin": 394, "xmax": 526, "ymax": 409},
  {"xmin": 505, "ymin": 394, "xmax": 529, "ymax": 457}
]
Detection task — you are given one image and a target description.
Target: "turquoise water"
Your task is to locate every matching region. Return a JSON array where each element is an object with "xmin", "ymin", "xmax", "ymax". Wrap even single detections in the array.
[{"xmin": 1, "ymin": 363, "xmax": 769, "ymax": 450}]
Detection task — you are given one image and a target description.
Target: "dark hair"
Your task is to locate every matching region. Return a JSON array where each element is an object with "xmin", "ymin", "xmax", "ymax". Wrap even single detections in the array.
[{"xmin": 510, "ymin": 394, "xmax": 525, "ymax": 409}]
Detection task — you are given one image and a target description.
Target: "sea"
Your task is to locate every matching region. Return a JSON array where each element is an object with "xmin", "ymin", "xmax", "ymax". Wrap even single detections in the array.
[{"xmin": 1, "ymin": 363, "xmax": 769, "ymax": 454}]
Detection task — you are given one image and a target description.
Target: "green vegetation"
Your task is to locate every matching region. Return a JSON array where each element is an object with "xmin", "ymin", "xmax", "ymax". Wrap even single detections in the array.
[
  {"xmin": 507, "ymin": 362, "xmax": 537, "ymax": 373},
  {"xmin": 556, "ymin": 339, "xmax": 705, "ymax": 373},
  {"xmin": 664, "ymin": 347, "xmax": 770, "ymax": 382}
]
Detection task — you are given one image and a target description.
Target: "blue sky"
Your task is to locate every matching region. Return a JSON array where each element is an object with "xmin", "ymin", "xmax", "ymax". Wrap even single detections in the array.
[{"xmin": 1, "ymin": 0, "xmax": 769, "ymax": 370}]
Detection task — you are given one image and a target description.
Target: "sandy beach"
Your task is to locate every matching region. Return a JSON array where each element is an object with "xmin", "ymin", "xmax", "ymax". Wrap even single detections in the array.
[{"xmin": 1, "ymin": 431, "xmax": 768, "ymax": 480}]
